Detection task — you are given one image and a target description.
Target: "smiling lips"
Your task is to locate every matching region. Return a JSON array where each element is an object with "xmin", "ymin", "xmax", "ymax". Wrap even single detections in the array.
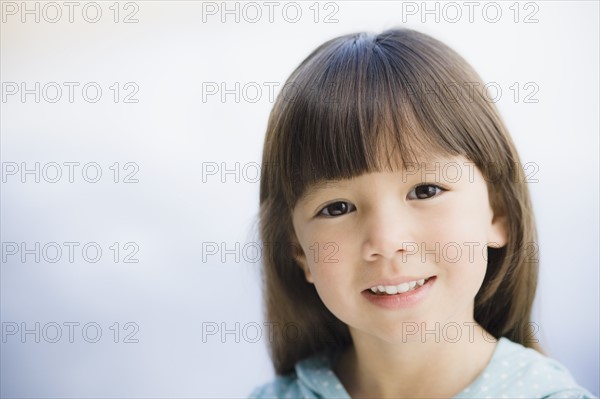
[{"xmin": 368, "ymin": 277, "xmax": 433, "ymax": 295}]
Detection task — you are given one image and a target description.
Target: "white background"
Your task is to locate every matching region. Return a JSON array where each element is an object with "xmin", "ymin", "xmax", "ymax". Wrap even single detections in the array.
[{"xmin": 1, "ymin": 1, "xmax": 598, "ymax": 397}]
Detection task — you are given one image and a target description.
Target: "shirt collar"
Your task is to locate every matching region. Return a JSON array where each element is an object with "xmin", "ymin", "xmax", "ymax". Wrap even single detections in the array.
[{"xmin": 295, "ymin": 349, "xmax": 351, "ymax": 398}]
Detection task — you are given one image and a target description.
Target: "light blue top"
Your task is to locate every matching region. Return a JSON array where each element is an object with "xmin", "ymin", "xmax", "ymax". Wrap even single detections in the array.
[{"xmin": 250, "ymin": 337, "xmax": 597, "ymax": 398}]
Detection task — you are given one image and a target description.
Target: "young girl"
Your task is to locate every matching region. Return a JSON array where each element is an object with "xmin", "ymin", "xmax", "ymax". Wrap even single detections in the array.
[{"xmin": 251, "ymin": 28, "xmax": 595, "ymax": 398}]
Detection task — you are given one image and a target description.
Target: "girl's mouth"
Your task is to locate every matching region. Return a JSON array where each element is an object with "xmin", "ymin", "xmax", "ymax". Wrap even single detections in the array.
[
  {"xmin": 367, "ymin": 276, "xmax": 434, "ymax": 295},
  {"xmin": 361, "ymin": 276, "xmax": 436, "ymax": 309}
]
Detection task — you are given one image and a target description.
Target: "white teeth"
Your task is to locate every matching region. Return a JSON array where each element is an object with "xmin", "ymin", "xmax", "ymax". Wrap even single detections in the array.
[
  {"xmin": 385, "ymin": 285, "xmax": 398, "ymax": 295},
  {"xmin": 397, "ymin": 282, "xmax": 410, "ymax": 293},
  {"xmin": 369, "ymin": 278, "xmax": 430, "ymax": 295}
]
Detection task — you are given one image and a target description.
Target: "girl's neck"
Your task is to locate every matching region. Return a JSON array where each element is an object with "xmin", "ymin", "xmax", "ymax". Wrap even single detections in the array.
[{"xmin": 333, "ymin": 323, "xmax": 498, "ymax": 399}]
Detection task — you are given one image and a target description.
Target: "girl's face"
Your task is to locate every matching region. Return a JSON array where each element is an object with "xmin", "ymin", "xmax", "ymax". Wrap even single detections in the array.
[{"xmin": 291, "ymin": 155, "xmax": 507, "ymax": 342}]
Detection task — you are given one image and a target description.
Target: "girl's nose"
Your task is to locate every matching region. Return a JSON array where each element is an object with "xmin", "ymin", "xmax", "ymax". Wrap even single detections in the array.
[{"xmin": 360, "ymin": 204, "xmax": 416, "ymax": 262}]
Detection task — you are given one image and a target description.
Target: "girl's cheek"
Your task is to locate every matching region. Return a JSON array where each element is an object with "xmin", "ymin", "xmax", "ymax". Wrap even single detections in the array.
[
  {"xmin": 308, "ymin": 240, "xmax": 348, "ymax": 269},
  {"xmin": 307, "ymin": 224, "xmax": 351, "ymax": 259}
]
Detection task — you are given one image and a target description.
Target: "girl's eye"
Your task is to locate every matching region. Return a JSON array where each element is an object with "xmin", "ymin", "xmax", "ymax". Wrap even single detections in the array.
[
  {"xmin": 408, "ymin": 184, "xmax": 446, "ymax": 200},
  {"xmin": 318, "ymin": 201, "xmax": 356, "ymax": 217}
]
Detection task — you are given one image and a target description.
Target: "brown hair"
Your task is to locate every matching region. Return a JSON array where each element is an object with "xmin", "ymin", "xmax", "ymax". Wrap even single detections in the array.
[{"xmin": 258, "ymin": 28, "xmax": 540, "ymax": 374}]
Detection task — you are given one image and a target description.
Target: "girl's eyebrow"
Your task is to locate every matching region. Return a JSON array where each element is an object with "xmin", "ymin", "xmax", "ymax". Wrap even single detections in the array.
[{"xmin": 300, "ymin": 180, "xmax": 344, "ymax": 203}]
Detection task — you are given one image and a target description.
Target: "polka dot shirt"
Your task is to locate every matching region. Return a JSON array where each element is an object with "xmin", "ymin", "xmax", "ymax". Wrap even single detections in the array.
[{"xmin": 249, "ymin": 337, "xmax": 596, "ymax": 398}]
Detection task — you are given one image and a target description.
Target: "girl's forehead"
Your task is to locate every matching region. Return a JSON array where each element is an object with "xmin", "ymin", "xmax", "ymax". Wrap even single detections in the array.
[
  {"xmin": 369, "ymin": 132, "xmax": 459, "ymax": 169},
  {"xmin": 355, "ymin": 151, "xmax": 469, "ymax": 176}
]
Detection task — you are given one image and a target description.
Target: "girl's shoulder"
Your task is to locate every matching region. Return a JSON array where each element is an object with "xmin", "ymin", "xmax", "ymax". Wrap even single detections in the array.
[
  {"xmin": 249, "ymin": 373, "xmax": 305, "ymax": 399},
  {"xmin": 249, "ymin": 350, "xmax": 349, "ymax": 399},
  {"xmin": 455, "ymin": 337, "xmax": 597, "ymax": 399}
]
